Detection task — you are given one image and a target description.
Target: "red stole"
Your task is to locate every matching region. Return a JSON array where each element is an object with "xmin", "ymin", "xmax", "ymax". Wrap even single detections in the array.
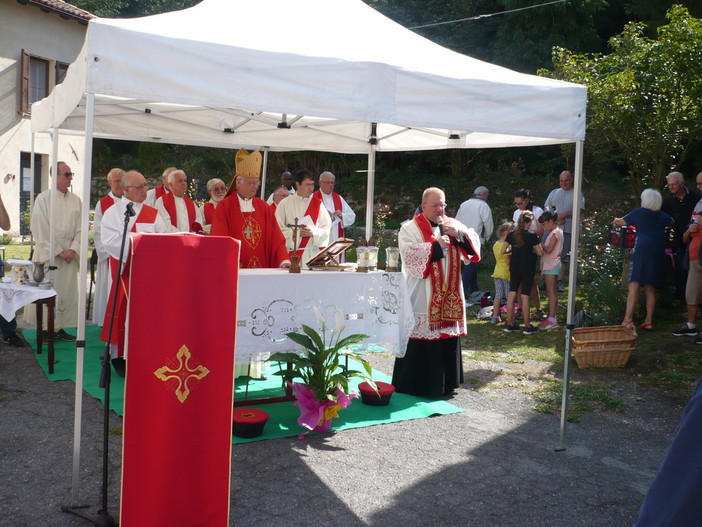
[
  {"xmin": 295, "ymin": 195, "xmax": 323, "ymax": 254},
  {"xmin": 155, "ymin": 185, "xmax": 168, "ymax": 200},
  {"xmin": 414, "ymin": 214, "xmax": 464, "ymax": 331},
  {"xmin": 162, "ymin": 192, "xmax": 196, "ymax": 230},
  {"xmin": 99, "ymin": 194, "xmax": 117, "ymax": 215},
  {"xmin": 100, "ymin": 204, "xmax": 160, "ymax": 355},
  {"xmin": 313, "ymin": 190, "xmax": 344, "ymax": 238},
  {"xmin": 203, "ymin": 202, "xmax": 216, "ymax": 225}
]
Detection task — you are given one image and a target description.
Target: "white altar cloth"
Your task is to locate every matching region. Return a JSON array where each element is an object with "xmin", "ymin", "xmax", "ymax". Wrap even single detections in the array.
[
  {"xmin": 236, "ymin": 269, "xmax": 415, "ymax": 360},
  {"xmin": 0, "ymin": 282, "xmax": 57, "ymax": 321}
]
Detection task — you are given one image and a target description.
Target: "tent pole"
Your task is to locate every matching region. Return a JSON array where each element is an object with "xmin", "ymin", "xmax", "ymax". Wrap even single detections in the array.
[
  {"xmin": 49, "ymin": 130, "xmax": 58, "ymax": 270},
  {"xmin": 69, "ymin": 93, "xmax": 95, "ymax": 505},
  {"xmin": 260, "ymin": 147, "xmax": 269, "ymax": 199},
  {"xmin": 557, "ymin": 139, "xmax": 585, "ymax": 451},
  {"xmin": 364, "ymin": 145, "xmax": 376, "ymax": 241},
  {"xmin": 29, "ymin": 133, "xmax": 36, "ymax": 251}
]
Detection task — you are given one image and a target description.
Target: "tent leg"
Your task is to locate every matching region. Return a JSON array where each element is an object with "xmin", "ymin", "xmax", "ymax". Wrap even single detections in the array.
[
  {"xmin": 364, "ymin": 144, "xmax": 376, "ymax": 241},
  {"xmin": 557, "ymin": 139, "xmax": 585, "ymax": 451}
]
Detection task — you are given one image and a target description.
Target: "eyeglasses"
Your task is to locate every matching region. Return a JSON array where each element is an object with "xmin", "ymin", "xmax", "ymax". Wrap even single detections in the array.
[
  {"xmin": 513, "ymin": 201, "xmax": 525, "ymax": 206},
  {"xmin": 211, "ymin": 187, "xmax": 227, "ymax": 192},
  {"xmin": 61, "ymin": 172, "xmax": 75, "ymax": 177},
  {"xmin": 125, "ymin": 184, "xmax": 148, "ymax": 190}
]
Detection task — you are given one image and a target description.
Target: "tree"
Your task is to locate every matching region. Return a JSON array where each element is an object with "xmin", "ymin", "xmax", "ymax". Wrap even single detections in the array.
[{"xmin": 542, "ymin": 5, "xmax": 702, "ymax": 192}]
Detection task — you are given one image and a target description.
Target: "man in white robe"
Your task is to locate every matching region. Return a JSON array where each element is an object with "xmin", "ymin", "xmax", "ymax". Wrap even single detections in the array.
[
  {"xmin": 155, "ymin": 169, "xmax": 204, "ymax": 233},
  {"xmin": 92, "ymin": 168, "xmax": 124, "ymax": 326},
  {"xmin": 101, "ymin": 170, "xmax": 170, "ymax": 376},
  {"xmin": 25, "ymin": 161, "xmax": 81, "ymax": 340},
  {"xmin": 313, "ymin": 171, "xmax": 355, "ymax": 247},
  {"xmin": 392, "ymin": 187, "xmax": 480, "ymax": 397},
  {"xmin": 275, "ymin": 169, "xmax": 331, "ymax": 268}
]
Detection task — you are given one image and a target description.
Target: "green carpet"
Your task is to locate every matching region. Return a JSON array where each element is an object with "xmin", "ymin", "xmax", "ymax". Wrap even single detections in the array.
[{"xmin": 26, "ymin": 326, "xmax": 464, "ymax": 444}]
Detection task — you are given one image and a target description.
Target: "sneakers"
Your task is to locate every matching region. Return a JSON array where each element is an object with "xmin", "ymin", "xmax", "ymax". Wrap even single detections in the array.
[
  {"xmin": 522, "ymin": 325, "xmax": 539, "ymax": 335},
  {"xmin": 503, "ymin": 324, "xmax": 520, "ymax": 333},
  {"xmin": 490, "ymin": 317, "xmax": 500, "ymax": 325},
  {"xmin": 557, "ymin": 281, "xmax": 565, "ymax": 292},
  {"xmin": 539, "ymin": 318, "xmax": 559, "ymax": 331},
  {"xmin": 696, "ymin": 334, "xmax": 702, "ymax": 345},
  {"xmin": 2, "ymin": 333, "xmax": 26, "ymax": 347},
  {"xmin": 672, "ymin": 325, "xmax": 698, "ymax": 337},
  {"xmin": 54, "ymin": 329, "xmax": 77, "ymax": 342}
]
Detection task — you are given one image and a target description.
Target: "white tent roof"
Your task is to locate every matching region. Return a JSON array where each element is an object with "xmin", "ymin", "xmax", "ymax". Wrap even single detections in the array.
[{"xmin": 31, "ymin": 0, "xmax": 586, "ymax": 152}]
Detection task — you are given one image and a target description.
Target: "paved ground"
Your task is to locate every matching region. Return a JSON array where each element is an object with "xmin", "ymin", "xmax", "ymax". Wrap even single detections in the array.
[{"xmin": 0, "ymin": 335, "xmax": 685, "ymax": 527}]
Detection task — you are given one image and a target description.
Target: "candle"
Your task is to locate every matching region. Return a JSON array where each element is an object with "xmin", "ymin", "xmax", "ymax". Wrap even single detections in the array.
[{"xmin": 367, "ymin": 246, "xmax": 379, "ymax": 269}]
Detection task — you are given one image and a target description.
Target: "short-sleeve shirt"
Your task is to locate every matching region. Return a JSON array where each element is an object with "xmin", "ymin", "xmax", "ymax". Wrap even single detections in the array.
[
  {"xmin": 506, "ymin": 230, "xmax": 540, "ymax": 276},
  {"xmin": 512, "ymin": 206, "xmax": 543, "ymax": 233},
  {"xmin": 544, "ymin": 188, "xmax": 585, "ymax": 234}
]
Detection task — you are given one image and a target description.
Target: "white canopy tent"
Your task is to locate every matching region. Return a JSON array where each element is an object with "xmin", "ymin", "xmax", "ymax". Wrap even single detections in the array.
[{"xmin": 31, "ymin": 0, "xmax": 587, "ymax": 504}]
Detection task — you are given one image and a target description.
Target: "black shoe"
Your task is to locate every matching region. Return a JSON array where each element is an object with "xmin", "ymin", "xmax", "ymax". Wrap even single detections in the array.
[
  {"xmin": 503, "ymin": 324, "xmax": 520, "ymax": 333},
  {"xmin": 54, "ymin": 329, "xmax": 76, "ymax": 342},
  {"xmin": 111, "ymin": 357, "xmax": 126, "ymax": 378},
  {"xmin": 672, "ymin": 325, "xmax": 698, "ymax": 337},
  {"xmin": 2, "ymin": 333, "xmax": 26, "ymax": 347}
]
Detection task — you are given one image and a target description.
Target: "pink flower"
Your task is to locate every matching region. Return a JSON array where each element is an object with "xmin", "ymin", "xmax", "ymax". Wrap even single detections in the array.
[{"xmin": 291, "ymin": 383, "xmax": 357, "ymax": 436}]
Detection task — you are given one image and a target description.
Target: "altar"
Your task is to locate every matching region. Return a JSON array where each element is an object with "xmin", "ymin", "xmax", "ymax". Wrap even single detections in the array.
[{"xmin": 236, "ymin": 269, "xmax": 415, "ymax": 361}]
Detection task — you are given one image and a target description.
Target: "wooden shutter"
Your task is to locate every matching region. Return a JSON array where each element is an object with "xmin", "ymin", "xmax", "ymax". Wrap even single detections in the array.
[{"xmin": 20, "ymin": 49, "xmax": 30, "ymax": 114}]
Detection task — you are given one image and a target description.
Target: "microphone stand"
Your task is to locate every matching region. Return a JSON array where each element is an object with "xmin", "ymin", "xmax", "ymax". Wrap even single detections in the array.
[{"xmin": 63, "ymin": 202, "xmax": 135, "ymax": 526}]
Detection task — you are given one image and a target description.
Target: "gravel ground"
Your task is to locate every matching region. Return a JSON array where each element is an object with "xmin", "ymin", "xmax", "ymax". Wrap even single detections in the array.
[{"xmin": 0, "ymin": 335, "xmax": 685, "ymax": 527}]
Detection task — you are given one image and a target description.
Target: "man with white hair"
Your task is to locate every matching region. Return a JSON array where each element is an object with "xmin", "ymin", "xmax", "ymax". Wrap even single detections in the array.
[
  {"xmin": 155, "ymin": 169, "xmax": 204, "ymax": 233},
  {"xmin": 145, "ymin": 166, "xmax": 174, "ymax": 207},
  {"xmin": 313, "ymin": 171, "xmax": 355, "ymax": 246},
  {"xmin": 662, "ymin": 171, "xmax": 700, "ymax": 301},
  {"xmin": 200, "ymin": 177, "xmax": 227, "ymax": 234},
  {"xmin": 92, "ymin": 168, "xmax": 124, "ymax": 326},
  {"xmin": 455, "ymin": 185, "xmax": 493, "ymax": 296},
  {"xmin": 100, "ymin": 170, "xmax": 170, "ymax": 376}
]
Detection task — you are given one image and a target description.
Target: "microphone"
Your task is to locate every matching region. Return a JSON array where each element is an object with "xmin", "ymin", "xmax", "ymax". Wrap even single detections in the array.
[
  {"xmin": 125, "ymin": 202, "xmax": 136, "ymax": 217},
  {"xmin": 436, "ymin": 216, "xmax": 444, "ymax": 236}
]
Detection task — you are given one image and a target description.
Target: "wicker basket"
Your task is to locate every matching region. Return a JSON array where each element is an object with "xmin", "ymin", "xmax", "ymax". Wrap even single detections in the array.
[{"xmin": 571, "ymin": 326, "xmax": 636, "ymax": 368}]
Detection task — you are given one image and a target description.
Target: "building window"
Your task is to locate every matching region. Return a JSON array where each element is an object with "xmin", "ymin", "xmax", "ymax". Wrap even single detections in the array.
[
  {"xmin": 56, "ymin": 61, "xmax": 69, "ymax": 85},
  {"xmin": 20, "ymin": 153, "xmax": 42, "ymax": 236},
  {"xmin": 20, "ymin": 49, "xmax": 51, "ymax": 115}
]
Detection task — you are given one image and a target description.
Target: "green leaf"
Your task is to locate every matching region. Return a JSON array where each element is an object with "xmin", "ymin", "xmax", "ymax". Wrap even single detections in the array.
[
  {"xmin": 300, "ymin": 324, "xmax": 325, "ymax": 352},
  {"xmin": 284, "ymin": 332, "xmax": 317, "ymax": 352}
]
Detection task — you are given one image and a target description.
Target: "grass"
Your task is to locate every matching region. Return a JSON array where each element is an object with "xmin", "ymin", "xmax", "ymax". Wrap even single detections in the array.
[{"xmin": 460, "ymin": 264, "xmax": 701, "ymax": 421}]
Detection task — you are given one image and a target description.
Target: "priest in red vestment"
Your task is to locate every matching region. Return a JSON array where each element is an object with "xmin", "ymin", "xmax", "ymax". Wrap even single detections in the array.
[
  {"xmin": 201, "ymin": 178, "xmax": 227, "ymax": 234},
  {"xmin": 100, "ymin": 170, "xmax": 170, "ymax": 376},
  {"xmin": 155, "ymin": 169, "xmax": 204, "ymax": 233},
  {"xmin": 211, "ymin": 149, "xmax": 290, "ymax": 269}
]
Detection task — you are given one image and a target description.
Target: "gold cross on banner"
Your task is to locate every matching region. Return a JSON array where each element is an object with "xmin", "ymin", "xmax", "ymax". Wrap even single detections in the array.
[{"xmin": 154, "ymin": 345, "xmax": 210, "ymax": 403}]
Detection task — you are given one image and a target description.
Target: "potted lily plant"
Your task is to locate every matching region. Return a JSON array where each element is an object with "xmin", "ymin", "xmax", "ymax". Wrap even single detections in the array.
[{"xmin": 268, "ymin": 309, "xmax": 377, "ymax": 434}]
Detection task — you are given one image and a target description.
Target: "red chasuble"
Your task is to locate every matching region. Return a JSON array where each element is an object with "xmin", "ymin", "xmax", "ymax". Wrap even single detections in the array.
[
  {"xmin": 120, "ymin": 234, "xmax": 239, "ymax": 526},
  {"xmin": 210, "ymin": 194, "xmax": 288, "ymax": 268},
  {"xmin": 98, "ymin": 194, "xmax": 117, "ymax": 215}
]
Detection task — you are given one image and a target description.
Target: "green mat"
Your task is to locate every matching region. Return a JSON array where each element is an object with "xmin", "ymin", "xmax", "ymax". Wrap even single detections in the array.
[{"xmin": 26, "ymin": 326, "xmax": 464, "ymax": 444}]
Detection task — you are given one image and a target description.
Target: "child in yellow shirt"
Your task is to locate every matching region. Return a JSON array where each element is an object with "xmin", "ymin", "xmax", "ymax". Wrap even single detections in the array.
[{"xmin": 490, "ymin": 222, "xmax": 514, "ymax": 324}]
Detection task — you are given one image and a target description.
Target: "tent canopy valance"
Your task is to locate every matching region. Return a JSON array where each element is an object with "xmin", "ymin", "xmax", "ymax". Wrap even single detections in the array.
[{"xmin": 31, "ymin": 0, "xmax": 586, "ymax": 151}]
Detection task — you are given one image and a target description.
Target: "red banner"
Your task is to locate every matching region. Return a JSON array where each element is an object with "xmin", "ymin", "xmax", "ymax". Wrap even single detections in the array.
[{"xmin": 119, "ymin": 234, "xmax": 240, "ymax": 526}]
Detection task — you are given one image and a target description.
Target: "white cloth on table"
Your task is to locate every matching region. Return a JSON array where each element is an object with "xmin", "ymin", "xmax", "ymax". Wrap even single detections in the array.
[
  {"xmin": 24, "ymin": 189, "xmax": 81, "ymax": 329},
  {"xmin": 0, "ymin": 282, "xmax": 56, "ymax": 321},
  {"xmin": 234, "ymin": 269, "xmax": 415, "ymax": 361}
]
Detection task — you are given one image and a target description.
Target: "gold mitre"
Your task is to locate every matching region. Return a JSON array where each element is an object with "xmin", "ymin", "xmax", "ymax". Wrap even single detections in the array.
[{"xmin": 235, "ymin": 148, "xmax": 262, "ymax": 179}]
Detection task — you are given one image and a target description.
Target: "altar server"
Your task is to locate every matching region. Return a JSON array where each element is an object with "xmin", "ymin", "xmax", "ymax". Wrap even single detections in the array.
[
  {"xmin": 92, "ymin": 168, "xmax": 124, "ymax": 326},
  {"xmin": 275, "ymin": 168, "xmax": 331, "ymax": 268}
]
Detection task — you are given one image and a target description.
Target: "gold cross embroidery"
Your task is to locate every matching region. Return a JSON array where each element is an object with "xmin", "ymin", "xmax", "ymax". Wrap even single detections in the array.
[{"xmin": 154, "ymin": 345, "xmax": 210, "ymax": 403}]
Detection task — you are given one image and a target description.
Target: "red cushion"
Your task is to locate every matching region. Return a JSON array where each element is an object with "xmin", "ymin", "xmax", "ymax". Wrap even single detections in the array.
[
  {"xmin": 359, "ymin": 381, "xmax": 395, "ymax": 397},
  {"xmin": 233, "ymin": 408, "xmax": 269, "ymax": 425}
]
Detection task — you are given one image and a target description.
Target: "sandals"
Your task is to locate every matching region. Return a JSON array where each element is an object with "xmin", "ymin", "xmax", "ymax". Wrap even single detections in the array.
[
  {"xmin": 622, "ymin": 320, "xmax": 635, "ymax": 329},
  {"xmin": 637, "ymin": 323, "xmax": 653, "ymax": 331}
]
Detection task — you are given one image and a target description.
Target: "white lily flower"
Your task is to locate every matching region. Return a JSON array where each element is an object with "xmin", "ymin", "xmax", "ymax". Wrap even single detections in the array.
[
  {"xmin": 313, "ymin": 306, "xmax": 326, "ymax": 332},
  {"xmin": 333, "ymin": 308, "xmax": 346, "ymax": 336}
]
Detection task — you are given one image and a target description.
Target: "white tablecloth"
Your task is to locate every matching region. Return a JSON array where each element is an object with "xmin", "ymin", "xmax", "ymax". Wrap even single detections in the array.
[
  {"xmin": 235, "ymin": 269, "xmax": 415, "ymax": 360},
  {"xmin": 0, "ymin": 282, "xmax": 57, "ymax": 321}
]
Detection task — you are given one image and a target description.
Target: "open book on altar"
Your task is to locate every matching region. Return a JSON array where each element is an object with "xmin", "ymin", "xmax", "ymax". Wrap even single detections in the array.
[{"xmin": 306, "ymin": 238, "xmax": 355, "ymax": 270}]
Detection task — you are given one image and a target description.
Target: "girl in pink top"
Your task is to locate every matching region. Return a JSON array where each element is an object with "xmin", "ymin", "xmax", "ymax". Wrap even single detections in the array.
[{"xmin": 538, "ymin": 209, "xmax": 563, "ymax": 330}]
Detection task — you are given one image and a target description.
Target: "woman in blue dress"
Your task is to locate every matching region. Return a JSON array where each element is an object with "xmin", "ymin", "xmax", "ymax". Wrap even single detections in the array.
[{"xmin": 613, "ymin": 189, "xmax": 672, "ymax": 331}]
